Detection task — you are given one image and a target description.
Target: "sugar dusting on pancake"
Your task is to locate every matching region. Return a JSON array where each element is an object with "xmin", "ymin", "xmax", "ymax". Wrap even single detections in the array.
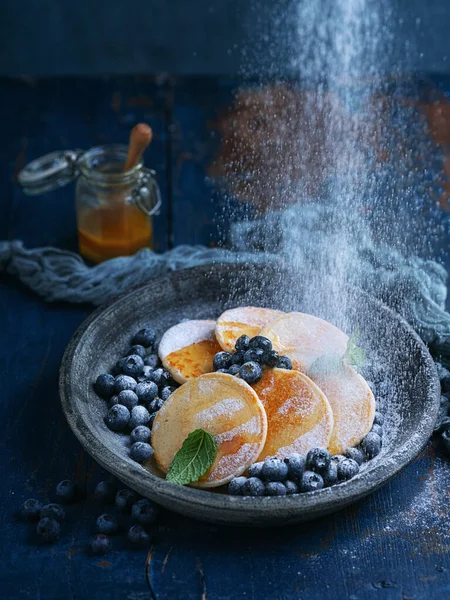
[
  {"xmin": 215, "ymin": 306, "xmax": 284, "ymax": 352},
  {"xmin": 252, "ymin": 368, "xmax": 333, "ymax": 460},
  {"xmin": 260, "ymin": 312, "xmax": 349, "ymax": 373},
  {"xmin": 159, "ymin": 319, "xmax": 222, "ymax": 384},
  {"xmin": 310, "ymin": 364, "xmax": 375, "ymax": 454},
  {"xmin": 152, "ymin": 373, "xmax": 267, "ymax": 487}
]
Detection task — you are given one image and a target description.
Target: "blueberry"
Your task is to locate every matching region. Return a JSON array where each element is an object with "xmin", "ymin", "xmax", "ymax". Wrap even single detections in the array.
[
  {"xmin": 299, "ymin": 471, "xmax": 324, "ymax": 492},
  {"xmin": 371, "ymin": 423, "xmax": 383, "ymax": 437},
  {"xmin": 160, "ymin": 386, "xmax": 175, "ymax": 401},
  {"xmin": 150, "ymin": 368, "xmax": 170, "ymax": 387},
  {"xmin": 344, "ymin": 447, "xmax": 364, "ymax": 466},
  {"xmin": 243, "ymin": 348, "xmax": 264, "ymax": 363},
  {"xmin": 128, "ymin": 524, "xmax": 151, "ymax": 546},
  {"xmin": 228, "ymin": 476, "xmax": 247, "ymax": 496},
  {"xmin": 148, "ymin": 397, "xmax": 164, "ymax": 413},
  {"xmin": 39, "ymin": 503, "xmax": 65, "ymax": 523},
  {"xmin": 228, "ymin": 365, "xmax": 241, "ymax": 376},
  {"xmin": 361, "ymin": 432, "xmax": 382, "ymax": 459},
  {"xmin": 122, "ymin": 355, "xmax": 145, "ymax": 378},
  {"xmin": 96, "ymin": 513, "xmax": 119, "ymax": 535},
  {"xmin": 285, "ymin": 480, "xmax": 298, "ymax": 495},
  {"xmin": 277, "ymin": 356, "xmax": 293, "ymax": 370},
  {"xmin": 131, "ymin": 499, "xmax": 159, "ymax": 525},
  {"xmin": 130, "ymin": 442, "xmax": 154, "ymax": 462},
  {"xmin": 442, "ymin": 429, "xmax": 450, "ymax": 455},
  {"xmin": 373, "ymin": 412, "xmax": 384, "ymax": 426},
  {"xmin": 105, "ymin": 404, "xmax": 130, "ymax": 432},
  {"xmin": 94, "ymin": 481, "xmax": 117, "ymax": 504},
  {"xmin": 138, "ymin": 366, "xmax": 154, "ymax": 382},
  {"xmin": 115, "ymin": 489, "xmax": 138, "ymax": 512},
  {"xmin": 91, "ymin": 533, "xmax": 111, "ymax": 555},
  {"xmin": 133, "ymin": 327, "xmax": 157, "ymax": 348},
  {"xmin": 249, "ymin": 336, "xmax": 272, "ymax": 353},
  {"xmin": 36, "ymin": 518, "xmax": 60, "ymax": 543},
  {"xmin": 55, "ymin": 480, "xmax": 76, "ymax": 503},
  {"xmin": 125, "ymin": 345, "xmax": 146, "ymax": 359},
  {"xmin": 306, "ymin": 448, "xmax": 331, "ymax": 474},
  {"xmin": 248, "ymin": 462, "xmax": 264, "ymax": 478},
  {"xmin": 213, "ymin": 352, "xmax": 233, "ymax": 370},
  {"xmin": 231, "ymin": 351, "xmax": 245, "ymax": 365},
  {"xmin": 94, "ymin": 374, "xmax": 115, "ymax": 399},
  {"xmin": 243, "ymin": 477, "xmax": 266, "ymax": 496},
  {"xmin": 284, "ymin": 454, "xmax": 306, "ymax": 480},
  {"xmin": 130, "ymin": 425, "xmax": 151, "ymax": 444},
  {"xmin": 337, "ymin": 458, "xmax": 360, "ymax": 481},
  {"xmin": 113, "ymin": 357, "xmax": 127, "ymax": 375},
  {"xmin": 148, "ymin": 413, "xmax": 157, "ymax": 430},
  {"xmin": 239, "ymin": 361, "xmax": 263, "ymax": 384},
  {"xmin": 261, "ymin": 457, "xmax": 289, "ymax": 482},
  {"xmin": 115, "ymin": 374, "xmax": 137, "ymax": 393},
  {"xmin": 129, "ymin": 405, "xmax": 151, "ymax": 429},
  {"xmin": 108, "ymin": 395, "xmax": 119, "ymax": 408},
  {"xmin": 264, "ymin": 350, "xmax": 279, "ymax": 367},
  {"xmin": 235, "ymin": 335, "xmax": 251, "ymax": 352},
  {"xmin": 216, "ymin": 368, "xmax": 229, "ymax": 374},
  {"xmin": 265, "ymin": 482, "xmax": 287, "ymax": 496},
  {"xmin": 118, "ymin": 390, "xmax": 139, "ymax": 411},
  {"xmin": 21, "ymin": 498, "xmax": 42, "ymax": 521},
  {"xmin": 322, "ymin": 460, "xmax": 339, "ymax": 487},
  {"xmin": 144, "ymin": 354, "xmax": 160, "ymax": 369},
  {"xmin": 435, "ymin": 417, "xmax": 450, "ymax": 434},
  {"xmin": 136, "ymin": 381, "xmax": 158, "ymax": 403}
]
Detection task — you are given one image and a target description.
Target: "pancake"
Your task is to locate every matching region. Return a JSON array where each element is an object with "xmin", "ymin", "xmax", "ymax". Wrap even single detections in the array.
[
  {"xmin": 311, "ymin": 365, "xmax": 375, "ymax": 454},
  {"xmin": 252, "ymin": 368, "xmax": 334, "ymax": 460},
  {"xmin": 158, "ymin": 320, "xmax": 222, "ymax": 384},
  {"xmin": 152, "ymin": 373, "xmax": 268, "ymax": 488},
  {"xmin": 260, "ymin": 312, "xmax": 349, "ymax": 373},
  {"xmin": 215, "ymin": 306, "xmax": 284, "ymax": 352}
]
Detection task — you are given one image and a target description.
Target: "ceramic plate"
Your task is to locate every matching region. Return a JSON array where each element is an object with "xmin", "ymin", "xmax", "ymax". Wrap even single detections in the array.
[{"xmin": 59, "ymin": 263, "xmax": 440, "ymax": 526}]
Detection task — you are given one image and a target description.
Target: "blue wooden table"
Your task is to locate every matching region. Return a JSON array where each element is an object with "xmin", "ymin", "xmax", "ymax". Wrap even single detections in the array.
[{"xmin": 2, "ymin": 75, "xmax": 450, "ymax": 600}]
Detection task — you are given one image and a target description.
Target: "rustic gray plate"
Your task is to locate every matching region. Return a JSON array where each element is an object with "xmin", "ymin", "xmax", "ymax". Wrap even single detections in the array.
[{"xmin": 59, "ymin": 263, "xmax": 440, "ymax": 526}]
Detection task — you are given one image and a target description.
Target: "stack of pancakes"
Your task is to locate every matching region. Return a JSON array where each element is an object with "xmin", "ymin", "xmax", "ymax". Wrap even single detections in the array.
[{"xmin": 152, "ymin": 307, "xmax": 375, "ymax": 488}]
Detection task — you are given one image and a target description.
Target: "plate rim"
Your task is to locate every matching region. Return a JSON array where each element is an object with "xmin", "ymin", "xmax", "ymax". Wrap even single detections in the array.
[{"xmin": 59, "ymin": 263, "xmax": 441, "ymax": 520}]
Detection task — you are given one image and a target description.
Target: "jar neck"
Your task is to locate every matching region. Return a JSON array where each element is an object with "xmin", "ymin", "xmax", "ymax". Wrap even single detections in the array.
[{"xmin": 78, "ymin": 144, "xmax": 142, "ymax": 185}]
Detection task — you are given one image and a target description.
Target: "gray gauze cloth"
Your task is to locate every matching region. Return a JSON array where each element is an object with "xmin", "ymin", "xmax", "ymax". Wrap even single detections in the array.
[{"xmin": 1, "ymin": 202, "xmax": 449, "ymax": 362}]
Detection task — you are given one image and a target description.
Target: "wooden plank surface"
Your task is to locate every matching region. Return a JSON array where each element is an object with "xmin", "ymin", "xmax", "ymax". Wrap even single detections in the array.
[{"xmin": 2, "ymin": 75, "xmax": 450, "ymax": 600}]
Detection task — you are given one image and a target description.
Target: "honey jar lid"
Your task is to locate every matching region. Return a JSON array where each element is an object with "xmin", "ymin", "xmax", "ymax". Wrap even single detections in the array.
[{"xmin": 17, "ymin": 149, "xmax": 83, "ymax": 195}]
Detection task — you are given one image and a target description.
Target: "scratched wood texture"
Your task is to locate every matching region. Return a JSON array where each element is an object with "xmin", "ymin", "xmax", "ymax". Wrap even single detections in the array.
[{"xmin": 2, "ymin": 76, "xmax": 450, "ymax": 600}]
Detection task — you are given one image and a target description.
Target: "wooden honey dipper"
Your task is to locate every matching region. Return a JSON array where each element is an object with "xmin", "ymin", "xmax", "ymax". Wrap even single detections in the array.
[{"xmin": 124, "ymin": 123, "xmax": 153, "ymax": 171}]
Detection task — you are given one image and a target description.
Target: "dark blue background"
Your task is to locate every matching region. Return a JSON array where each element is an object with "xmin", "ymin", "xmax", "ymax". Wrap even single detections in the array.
[{"xmin": 1, "ymin": 0, "xmax": 449, "ymax": 76}]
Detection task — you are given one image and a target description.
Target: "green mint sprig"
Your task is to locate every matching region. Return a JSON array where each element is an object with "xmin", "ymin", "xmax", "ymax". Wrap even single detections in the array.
[{"xmin": 166, "ymin": 429, "xmax": 217, "ymax": 486}]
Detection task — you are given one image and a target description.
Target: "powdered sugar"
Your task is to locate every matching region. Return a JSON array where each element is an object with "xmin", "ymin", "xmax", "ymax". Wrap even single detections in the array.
[
  {"xmin": 215, "ymin": 416, "xmax": 262, "ymax": 443},
  {"xmin": 208, "ymin": 442, "xmax": 260, "ymax": 480},
  {"xmin": 276, "ymin": 420, "xmax": 330, "ymax": 457},
  {"xmin": 196, "ymin": 397, "xmax": 246, "ymax": 427},
  {"xmin": 158, "ymin": 319, "xmax": 217, "ymax": 358}
]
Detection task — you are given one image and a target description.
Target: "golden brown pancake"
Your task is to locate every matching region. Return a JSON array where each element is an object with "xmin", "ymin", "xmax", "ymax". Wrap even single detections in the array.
[
  {"xmin": 152, "ymin": 373, "xmax": 268, "ymax": 488},
  {"xmin": 158, "ymin": 320, "xmax": 222, "ymax": 384},
  {"xmin": 252, "ymin": 368, "xmax": 333, "ymax": 460},
  {"xmin": 260, "ymin": 312, "xmax": 349, "ymax": 373},
  {"xmin": 311, "ymin": 365, "xmax": 375, "ymax": 454},
  {"xmin": 215, "ymin": 306, "xmax": 284, "ymax": 352}
]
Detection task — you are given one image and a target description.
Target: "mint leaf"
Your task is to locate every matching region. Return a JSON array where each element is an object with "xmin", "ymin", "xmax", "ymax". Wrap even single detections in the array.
[
  {"xmin": 343, "ymin": 329, "xmax": 365, "ymax": 369},
  {"xmin": 308, "ymin": 353, "xmax": 343, "ymax": 378},
  {"xmin": 166, "ymin": 429, "xmax": 217, "ymax": 486}
]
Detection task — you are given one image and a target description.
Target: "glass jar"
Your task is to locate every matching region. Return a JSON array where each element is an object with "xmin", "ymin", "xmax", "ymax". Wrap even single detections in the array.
[{"xmin": 18, "ymin": 144, "xmax": 161, "ymax": 264}]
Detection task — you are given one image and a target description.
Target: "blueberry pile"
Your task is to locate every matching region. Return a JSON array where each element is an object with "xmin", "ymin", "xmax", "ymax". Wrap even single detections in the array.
[
  {"xmin": 20, "ymin": 478, "xmax": 160, "ymax": 553},
  {"xmin": 213, "ymin": 334, "xmax": 292, "ymax": 385},
  {"xmin": 228, "ymin": 434, "xmax": 383, "ymax": 497},
  {"xmin": 94, "ymin": 326, "xmax": 179, "ymax": 464}
]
